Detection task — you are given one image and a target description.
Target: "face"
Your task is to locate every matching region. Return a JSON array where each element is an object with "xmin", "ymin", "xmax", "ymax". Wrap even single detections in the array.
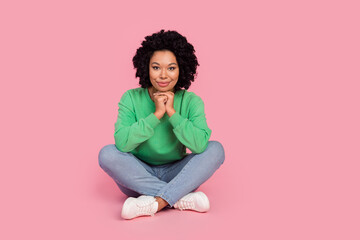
[{"xmin": 149, "ymin": 50, "xmax": 179, "ymax": 92}]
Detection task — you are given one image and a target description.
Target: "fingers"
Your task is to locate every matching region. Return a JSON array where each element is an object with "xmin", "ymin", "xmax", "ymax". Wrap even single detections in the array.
[
  {"xmin": 153, "ymin": 95, "xmax": 168, "ymax": 103},
  {"xmin": 153, "ymin": 91, "xmax": 174, "ymax": 100}
]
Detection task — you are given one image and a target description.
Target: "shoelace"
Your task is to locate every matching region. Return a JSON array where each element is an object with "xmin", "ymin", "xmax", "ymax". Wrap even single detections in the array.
[
  {"xmin": 136, "ymin": 197, "xmax": 157, "ymax": 216},
  {"xmin": 177, "ymin": 195, "xmax": 195, "ymax": 211}
]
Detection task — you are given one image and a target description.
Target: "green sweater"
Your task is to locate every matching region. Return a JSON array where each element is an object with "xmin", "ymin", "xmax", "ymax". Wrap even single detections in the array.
[{"xmin": 114, "ymin": 87, "xmax": 212, "ymax": 165}]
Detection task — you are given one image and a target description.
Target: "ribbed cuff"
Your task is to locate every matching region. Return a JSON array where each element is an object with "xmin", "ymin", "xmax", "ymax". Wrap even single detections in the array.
[
  {"xmin": 145, "ymin": 113, "xmax": 161, "ymax": 128},
  {"xmin": 168, "ymin": 111, "xmax": 185, "ymax": 129}
]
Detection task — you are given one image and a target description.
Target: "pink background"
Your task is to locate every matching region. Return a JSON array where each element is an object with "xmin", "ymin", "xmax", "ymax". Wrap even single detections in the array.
[{"xmin": 1, "ymin": 0, "xmax": 359, "ymax": 239}]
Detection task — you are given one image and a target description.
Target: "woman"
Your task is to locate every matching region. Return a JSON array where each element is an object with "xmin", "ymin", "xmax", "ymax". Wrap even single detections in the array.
[{"xmin": 98, "ymin": 29, "xmax": 225, "ymax": 220}]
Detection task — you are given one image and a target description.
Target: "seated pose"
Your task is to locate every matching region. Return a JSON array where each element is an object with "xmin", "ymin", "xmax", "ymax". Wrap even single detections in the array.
[{"xmin": 98, "ymin": 29, "xmax": 225, "ymax": 220}]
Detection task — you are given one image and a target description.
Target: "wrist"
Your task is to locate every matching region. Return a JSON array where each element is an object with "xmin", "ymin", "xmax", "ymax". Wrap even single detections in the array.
[
  {"xmin": 154, "ymin": 111, "xmax": 165, "ymax": 120},
  {"xmin": 167, "ymin": 108, "xmax": 176, "ymax": 117}
]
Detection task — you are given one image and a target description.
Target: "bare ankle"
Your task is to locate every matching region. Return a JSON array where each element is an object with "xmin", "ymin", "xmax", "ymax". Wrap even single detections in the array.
[{"xmin": 155, "ymin": 196, "xmax": 169, "ymax": 212}]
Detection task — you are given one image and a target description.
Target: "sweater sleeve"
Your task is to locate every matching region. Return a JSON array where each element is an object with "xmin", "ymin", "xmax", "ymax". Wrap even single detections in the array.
[
  {"xmin": 114, "ymin": 91, "xmax": 160, "ymax": 152},
  {"xmin": 168, "ymin": 95, "xmax": 212, "ymax": 153}
]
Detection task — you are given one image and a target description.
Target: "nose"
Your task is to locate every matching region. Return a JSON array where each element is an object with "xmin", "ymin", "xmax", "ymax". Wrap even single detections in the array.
[{"xmin": 160, "ymin": 69, "xmax": 167, "ymax": 79}]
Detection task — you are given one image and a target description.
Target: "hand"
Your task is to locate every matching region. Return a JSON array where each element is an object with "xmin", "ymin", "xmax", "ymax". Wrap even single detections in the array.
[
  {"xmin": 153, "ymin": 93, "xmax": 168, "ymax": 119},
  {"xmin": 153, "ymin": 91, "xmax": 176, "ymax": 117}
]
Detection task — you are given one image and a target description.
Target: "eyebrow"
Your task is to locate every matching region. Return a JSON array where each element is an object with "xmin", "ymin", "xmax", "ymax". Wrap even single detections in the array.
[{"xmin": 151, "ymin": 62, "xmax": 177, "ymax": 66}]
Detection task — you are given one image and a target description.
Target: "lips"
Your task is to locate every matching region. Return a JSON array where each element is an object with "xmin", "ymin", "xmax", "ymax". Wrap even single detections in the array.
[{"xmin": 157, "ymin": 82, "xmax": 170, "ymax": 87}]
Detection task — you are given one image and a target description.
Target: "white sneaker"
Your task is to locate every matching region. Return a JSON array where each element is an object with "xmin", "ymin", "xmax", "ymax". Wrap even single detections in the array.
[
  {"xmin": 173, "ymin": 191, "xmax": 210, "ymax": 212},
  {"xmin": 121, "ymin": 195, "xmax": 158, "ymax": 220}
]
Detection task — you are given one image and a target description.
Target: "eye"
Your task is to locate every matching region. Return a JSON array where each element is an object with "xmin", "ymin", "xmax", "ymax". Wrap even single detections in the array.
[
  {"xmin": 169, "ymin": 67, "xmax": 176, "ymax": 71},
  {"xmin": 152, "ymin": 66, "xmax": 159, "ymax": 70}
]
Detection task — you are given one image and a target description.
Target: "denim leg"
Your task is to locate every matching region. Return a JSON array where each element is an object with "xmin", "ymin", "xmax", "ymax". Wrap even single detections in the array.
[
  {"xmin": 155, "ymin": 140, "xmax": 225, "ymax": 207},
  {"xmin": 98, "ymin": 144, "xmax": 167, "ymax": 197},
  {"xmin": 115, "ymin": 183, "xmax": 141, "ymax": 198}
]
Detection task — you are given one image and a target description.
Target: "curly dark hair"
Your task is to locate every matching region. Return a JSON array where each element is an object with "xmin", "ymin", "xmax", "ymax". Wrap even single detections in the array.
[{"xmin": 132, "ymin": 29, "xmax": 200, "ymax": 92}]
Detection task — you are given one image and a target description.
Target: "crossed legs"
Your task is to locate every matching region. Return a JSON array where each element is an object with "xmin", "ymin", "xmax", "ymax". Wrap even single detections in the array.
[{"xmin": 98, "ymin": 141, "xmax": 225, "ymax": 211}]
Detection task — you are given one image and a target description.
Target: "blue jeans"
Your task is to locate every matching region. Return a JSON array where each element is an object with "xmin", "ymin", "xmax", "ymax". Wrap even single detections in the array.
[{"xmin": 98, "ymin": 140, "xmax": 225, "ymax": 207}]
